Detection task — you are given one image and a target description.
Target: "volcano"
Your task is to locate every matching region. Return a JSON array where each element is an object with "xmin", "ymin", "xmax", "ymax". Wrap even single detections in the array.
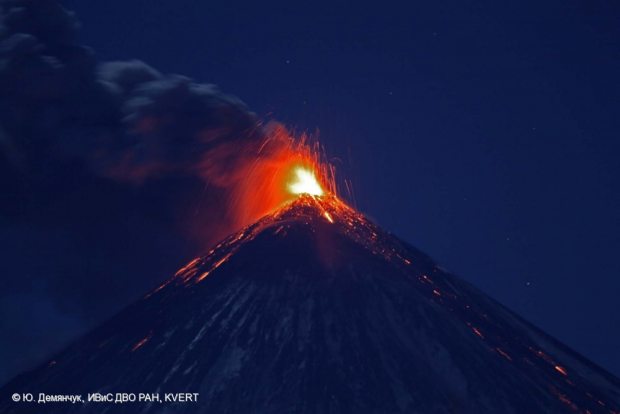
[{"xmin": 1, "ymin": 196, "xmax": 619, "ymax": 413}]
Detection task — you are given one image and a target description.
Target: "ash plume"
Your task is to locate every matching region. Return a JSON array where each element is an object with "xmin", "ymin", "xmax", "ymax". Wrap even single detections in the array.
[{"xmin": 0, "ymin": 0, "xmax": 299, "ymax": 384}]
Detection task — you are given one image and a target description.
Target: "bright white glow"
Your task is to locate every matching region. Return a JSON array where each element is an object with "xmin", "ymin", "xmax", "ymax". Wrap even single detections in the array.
[{"xmin": 287, "ymin": 167, "xmax": 324, "ymax": 196}]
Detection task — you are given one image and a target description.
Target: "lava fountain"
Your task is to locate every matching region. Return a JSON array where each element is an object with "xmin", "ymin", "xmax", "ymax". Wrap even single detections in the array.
[
  {"xmin": 287, "ymin": 167, "xmax": 324, "ymax": 196},
  {"xmin": 227, "ymin": 126, "xmax": 338, "ymax": 231}
]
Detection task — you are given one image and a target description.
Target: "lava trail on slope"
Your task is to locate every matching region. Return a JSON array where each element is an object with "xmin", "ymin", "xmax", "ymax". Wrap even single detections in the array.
[{"xmin": 1, "ymin": 196, "xmax": 619, "ymax": 413}]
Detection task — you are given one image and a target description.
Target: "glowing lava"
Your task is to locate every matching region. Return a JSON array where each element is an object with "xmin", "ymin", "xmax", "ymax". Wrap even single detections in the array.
[
  {"xmin": 219, "ymin": 126, "xmax": 344, "ymax": 243},
  {"xmin": 287, "ymin": 167, "xmax": 324, "ymax": 196}
]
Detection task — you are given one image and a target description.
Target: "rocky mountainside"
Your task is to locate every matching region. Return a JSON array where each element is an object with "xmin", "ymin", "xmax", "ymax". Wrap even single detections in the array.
[{"xmin": 1, "ymin": 196, "xmax": 619, "ymax": 413}]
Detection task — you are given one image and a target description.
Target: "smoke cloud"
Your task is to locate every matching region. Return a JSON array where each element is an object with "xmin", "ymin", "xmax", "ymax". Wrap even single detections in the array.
[{"xmin": 0, "ymin": 0, "xmax": 305, "ymax": 384}]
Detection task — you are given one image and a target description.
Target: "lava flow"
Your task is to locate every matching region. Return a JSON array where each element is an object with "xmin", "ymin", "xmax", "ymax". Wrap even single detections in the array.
[{"xmin": 5, "ymin": 134, "xmax": 620, "ymax": 414}]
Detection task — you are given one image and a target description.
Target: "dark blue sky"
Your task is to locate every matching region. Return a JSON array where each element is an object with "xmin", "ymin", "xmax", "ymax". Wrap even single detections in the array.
[{"xmin": 61, "ymin": 0, "xmax": 620, "ymax": 374}]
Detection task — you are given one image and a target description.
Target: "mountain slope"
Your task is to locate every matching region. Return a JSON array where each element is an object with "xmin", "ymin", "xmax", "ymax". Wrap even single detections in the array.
[{"xmin": 1, "ymin": 196, "xmax": 619, "ymax": 413}]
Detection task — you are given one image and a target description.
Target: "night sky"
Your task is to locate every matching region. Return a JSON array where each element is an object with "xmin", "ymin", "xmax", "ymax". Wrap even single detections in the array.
[{"xmin": 1, "ymin": 0, "xmax": 619, "ymax": 384}]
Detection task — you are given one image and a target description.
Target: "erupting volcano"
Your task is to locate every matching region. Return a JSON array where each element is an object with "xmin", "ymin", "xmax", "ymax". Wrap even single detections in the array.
[
  {"xmin": 1, "ymin": 144, "xmax": 619, "ymax": 414},
  {"xmin": 287, "ymin": 167, "xmax": 325, "ymax": 196}
]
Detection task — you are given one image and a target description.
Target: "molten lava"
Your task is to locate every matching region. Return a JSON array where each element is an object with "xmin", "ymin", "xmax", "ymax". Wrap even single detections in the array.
[
  {"xmin": 227, "ymin": 127, "xmax": 338, "ymax": 235},
  {"xmin": 287, "ymin": 167, "xmax": 324, "ymax": 196}
]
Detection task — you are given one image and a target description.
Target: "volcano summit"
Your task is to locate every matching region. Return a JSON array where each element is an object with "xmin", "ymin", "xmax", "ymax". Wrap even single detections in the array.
[{"xmin": 1, "ymin": 196, "xmax": 619, "ymax": 413}]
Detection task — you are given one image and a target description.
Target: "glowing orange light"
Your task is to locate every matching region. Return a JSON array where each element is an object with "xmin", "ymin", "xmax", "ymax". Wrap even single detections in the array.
[
  {"xmin": 323, "ymin": 211, "xmax": 334, "ymax": 223},
  {"xmin": 554, "ymin": 365, "xmax": 568, "ymax": 376},
  {"xmin": 224, "ymin": 127, "xmax": 340, "ymax": 236},
  {"xmin": 196, "ymin": 252, "xmax": 233, "ymax": 282},
  {"xmin": 287, "ymin": 167, "xmax": 324, "ymax": 196}
]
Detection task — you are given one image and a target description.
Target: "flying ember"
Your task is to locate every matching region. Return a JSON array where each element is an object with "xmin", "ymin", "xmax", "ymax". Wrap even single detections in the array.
[
  {"xmin": 224, "ymin": 127, "xmax": 340, "ymax": 239},
  {"xmin": 287, "ymin": 167, "xmax": 324, "ymax": 196}
]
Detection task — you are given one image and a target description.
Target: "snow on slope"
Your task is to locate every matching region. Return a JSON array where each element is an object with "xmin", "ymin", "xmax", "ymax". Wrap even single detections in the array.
[{"xmin": 1, "ymin": 196, "xmax": 619, "ymax": 413}]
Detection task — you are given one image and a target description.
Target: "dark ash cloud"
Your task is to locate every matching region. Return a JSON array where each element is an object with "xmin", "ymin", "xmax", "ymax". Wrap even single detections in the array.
[{"xmin": 0, "ymin": 0, "xmax": 284, "ymax": 385}]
